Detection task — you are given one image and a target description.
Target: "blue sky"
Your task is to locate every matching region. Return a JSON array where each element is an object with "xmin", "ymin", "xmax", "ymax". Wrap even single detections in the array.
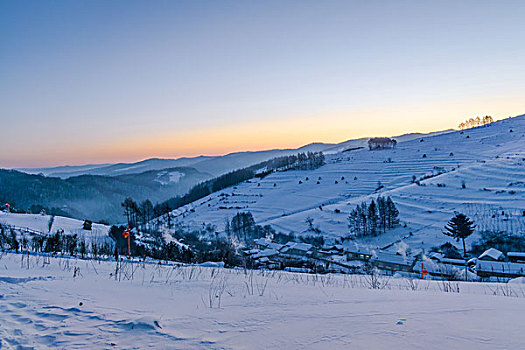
[{"xmin": 1, "ymin": 1, "xmax": 524, "ymax": 167}]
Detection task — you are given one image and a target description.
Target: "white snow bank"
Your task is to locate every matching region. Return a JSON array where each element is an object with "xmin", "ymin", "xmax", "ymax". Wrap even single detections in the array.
[
  {"xmin": 1, "ymin": 253, "xmax": 524, "ymax": 349},
  {"xmin": 508, "ymin": 277, "xmax": 525, "ymax": 284}
]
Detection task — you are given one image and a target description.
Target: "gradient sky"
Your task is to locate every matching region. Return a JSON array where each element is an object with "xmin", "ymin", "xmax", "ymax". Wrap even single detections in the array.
[{"xmin": 1, "ymin": 0, "xmax": 524, "ymax": 168}]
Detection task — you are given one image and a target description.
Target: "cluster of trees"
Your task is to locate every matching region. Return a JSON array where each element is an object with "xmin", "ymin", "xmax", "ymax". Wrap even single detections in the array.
[
  {"xmin": 225, "ymin": 212, "xmax": 275, "ymax": 243},
  {"xmin": 106, "ymin": 222, "xmax": 246, "ymax": 266},
  {"xmin": 458, "ymin": 116, "xmax": 493, "ymax": 130},
  {"xmin": 121, "ymin": 198, "xmax": 155, "ymax": 227},
  {"xmin": 0, "ymin": 226, "xmax": 19, "ymax": 252},
  {"xmin": 348, "ymin": 196, "xmax": 399, "ymax": 237},
  {"xmin": 368, "ymin": 138, "xmax": 397, "ymax": 150},
  {"xmin": 0, "ymin": 225, "xmax": 113, "ymax": 259},
  {"xmin": 268, "ymin": 151, "xmax": 325, "ymax": 171}
]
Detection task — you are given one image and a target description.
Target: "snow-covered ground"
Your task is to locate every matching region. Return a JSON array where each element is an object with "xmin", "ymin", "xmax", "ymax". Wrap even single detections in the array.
[
  {"xmin": 167, "ymin": 116, "xmax": 525, "ymax": 252},
  {"xmin": 0, "ymin": 212, "xmax": 111, "ymax": 243},
  {"xmin": 0, "ymin": 252, "xmax": 524, "ymax": 349}
]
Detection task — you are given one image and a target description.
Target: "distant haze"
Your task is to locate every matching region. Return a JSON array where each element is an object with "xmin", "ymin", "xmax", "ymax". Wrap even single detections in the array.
[{"xmin": 1, "ymin": 1, "xmax": 524, "ymax": 168}]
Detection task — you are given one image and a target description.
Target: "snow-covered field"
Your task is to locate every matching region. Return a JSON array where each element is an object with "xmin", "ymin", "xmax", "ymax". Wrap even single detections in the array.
[
  {"xmin": 0, "ymin": 212, "xmax": 111, "ymax": 243},
  {"xmin": 168, "ymin": 116, "xmax": 525, "ymax": 251},
  {"xmin": 0, "ymin": 252, "xmax": 524, "ymax": 349}
]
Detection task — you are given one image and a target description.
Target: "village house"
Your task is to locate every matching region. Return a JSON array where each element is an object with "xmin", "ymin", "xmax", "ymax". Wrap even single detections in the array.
[
  {"xmin": 281, "ymin": 242, "xmax": 314, "ymax": 257},
  {"xmin": 507, "ymin": 252, "xmax": 525, "ymax": 263},
  {"xmin": 428, "ymin": 252, "xmax": 467, "ymax": 267},
  {"xmin": 345, "ymin": 245, "xmax": 372, "ymax": 261},
  {"xmin": 370, "ymin": 251, "xmax": 416, "ymax": 273},
  {"xmin": 475, "ymin": 248, "xmax": 525, "ymax": 279},
  {"xmin": 476, "ymin": 260, "xmax": 525, "ymax": 279},
  {"xmin": 478, "ymin": 248, "xmax": 505, "ymax": 261},
  {"xmin": 253, "ymin": 237, "xmax": 271, "ymax": 250}
]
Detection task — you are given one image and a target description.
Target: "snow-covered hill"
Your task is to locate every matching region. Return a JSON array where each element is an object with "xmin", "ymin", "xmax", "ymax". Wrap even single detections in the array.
[
  {"xmin": 167, "ymin": 115, "xmax": 525, "ymax": 252},
  {"xmin": 0, "ymin": 212, "xmax": 111, "ymax": 243}
]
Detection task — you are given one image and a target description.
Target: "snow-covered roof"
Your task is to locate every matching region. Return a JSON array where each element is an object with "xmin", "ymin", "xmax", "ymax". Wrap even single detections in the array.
[
  {"xmin": 476, "ymin": 260, "xmax": 525, "ymax": 275},
  {"xmin": 507, "ymin": 252, "xmax": 525, "ymax": 258},
  {"xmin": 283, "ymin": 242, "xmax": 313, "ymax": 252},
  {"xmin": 253, "ymin": 237, "xmax": 271, "ymax": 247},
  {"xmin": 243, "ymin": 249, "xmax": 260, "ymax": 255},
  {"xmin": 428, "ymin": 252, "xmax": 444, "ymax": 261},
  {"xmin": 323, "ymin": 244, "xmax": 343, "ymax": 251},
  {"xmin": 344, "ymin": 244, "xmax": 371, "ymax": 255},
  {"xmin": 440, "ymin": 257, "xmax": 467, "ymax": 265},
  {"xmin": 253, "ymin": 248, "xmax": 279, "ymax": 259},
  {"xmin": 478, "ymin": 248, "xmax": 504, "ymax": 261},
  {"xmin": 267, "ymin": 242, "xmax": 285, "ymax": 251},
  {"xmin": 371, "ymin": 251, "xmax": 413, "ymax": 265}
]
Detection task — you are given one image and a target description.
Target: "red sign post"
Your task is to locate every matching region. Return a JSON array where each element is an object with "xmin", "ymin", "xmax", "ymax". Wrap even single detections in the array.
[
  {"xmin": 122, "ymin": 227, "xmax": 131, "ymax": 259},
  {"xmin": 421, "ymin": 262, "xmax": 428, "ymax": 279}
]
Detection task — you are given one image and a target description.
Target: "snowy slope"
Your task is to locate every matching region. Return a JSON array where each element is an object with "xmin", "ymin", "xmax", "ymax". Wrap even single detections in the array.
[
  {"xmin": 0, "ymin": 253, "xmax": 524, "ymax": 349},
  {"xmin": 0, "ymin": 212, "xmax": 111, "ymax": 242},
  {"xmin": 168, "ymin": 115, "xmax": 525, "ymax": 251}
]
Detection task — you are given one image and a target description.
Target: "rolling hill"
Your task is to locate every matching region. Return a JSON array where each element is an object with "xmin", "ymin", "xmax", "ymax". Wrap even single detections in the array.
[{"xmin": 161, "ymin": 115, "xmax": 525, "ymax": 253}]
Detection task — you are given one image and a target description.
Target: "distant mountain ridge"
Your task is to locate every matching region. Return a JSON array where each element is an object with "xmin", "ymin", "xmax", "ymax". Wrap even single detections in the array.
[
  {"xmin": 17, "ymin": 129, "xmax": 453, "ymax": 179},
  {"xmin": 3, "ymin": 127, "xmax": 458, "ymax": 223}
]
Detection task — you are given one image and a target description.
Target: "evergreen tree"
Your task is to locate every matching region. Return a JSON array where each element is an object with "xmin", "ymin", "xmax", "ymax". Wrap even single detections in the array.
[
  {"xmin": 164, "ymin": 203, "xmax": 172, "ymax": 229},
  {"xmin": 367, "ymin": 200, "xmax": 379, "ymax": 235},
  {"xmin": 231, "ymin": 212, "xmax": 256, "ymax": 242},
  {"xmin": 443, "ymin": 213, "xmax": 476, "ymax": 257},
  {"xmin": 348, "ymin": 197, "xmax": 400, "ymax": 237},
  {"xmin": 386, "ymin": 196, "xmax": 399, "ymax": 228},
  {"xmin": 359, "ymin": 202, "xmax": 368, "ymax": 236},
  {"xmin": 139, "ymin": 199, "xmax": 154, "ymax": 225},
  {"xmin": 377, "ymin": 196, "xmax": 387, "ymax": 233},
  {"xmin": 348, "ymin": 208, "xmax": 360, "ymax": 235}
]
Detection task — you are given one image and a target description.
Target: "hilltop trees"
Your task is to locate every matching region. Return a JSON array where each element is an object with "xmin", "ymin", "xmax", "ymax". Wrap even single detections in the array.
[
  {"xmin": 348, "ymin": 196, "xmax": 399, "ymax": 237},
  {"xmin": 458, "ymin": 115, "xmax": 493, "ymax": 130},
  {"xmin": 443, "ymin": 213, "xmax": 476, "ymax": 257},
  {"xmin": 368, "ymin": 138, "xmax": 397, "ymax": 150}
]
